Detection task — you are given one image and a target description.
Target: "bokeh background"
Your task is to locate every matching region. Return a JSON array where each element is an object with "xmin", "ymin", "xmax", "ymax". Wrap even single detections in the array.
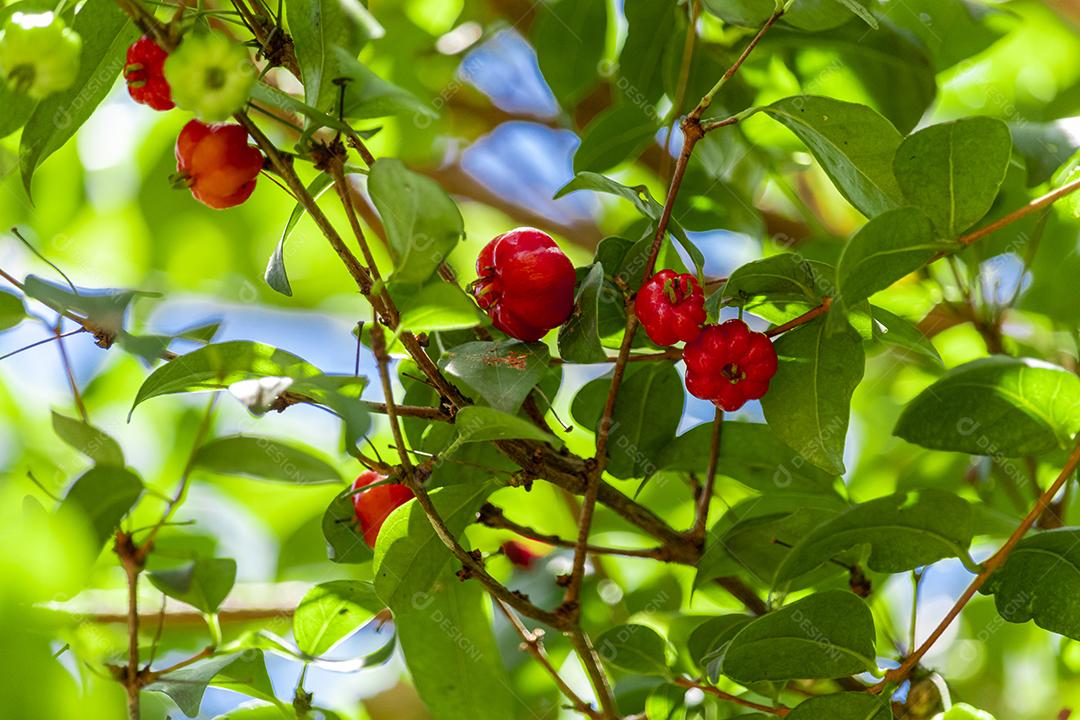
[{"xmin": 4, "ymin": 0, "xmax": 1080, "ymax": 717}]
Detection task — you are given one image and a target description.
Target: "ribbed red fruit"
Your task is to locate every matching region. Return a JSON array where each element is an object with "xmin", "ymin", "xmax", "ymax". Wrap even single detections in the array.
[
  {"xmin": 124, "ymin": 36, "xmax": 174, "ymax": 111},
  {"xmin": 683, "ymin": 319, "xmax": 778, "ymax": 412},
  {"xmin": 351, "ymin": 471, "xmax": 415, "ymax": 548},
  {"xmin": 470, "ymin": 227, "xmax": 576, "ymax": 342},
  {"xmin": 635, "ymin": 269, "xmax": 706, "ymax": 346},
  {"xmin": 174, "ymin": 120, "xmax": 263, "ymax": 209}
]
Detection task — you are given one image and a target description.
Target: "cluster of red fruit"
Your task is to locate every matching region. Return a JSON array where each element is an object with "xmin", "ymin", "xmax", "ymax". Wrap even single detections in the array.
[
  {"xmin": 124, "ymin": 36, "xmax": 262, "ymax": 209},
  {"xmin": 470, "ymin": 228, "xmax": 778, "ymax": 412}
]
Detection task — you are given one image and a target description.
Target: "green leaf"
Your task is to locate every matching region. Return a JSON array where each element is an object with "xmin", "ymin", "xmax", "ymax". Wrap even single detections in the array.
[
  {"xmin": 374, "ymin": 480, "xmax": 500, "ymax": 610},
  {"xmin": 687, "ymin": 615, "xmax": 753, "ymax": 674},
  {"xmin": 210, "ymin": 650, "xmax": 276, "ymax": 705},
  {"xmin": 764, "ymin": 96, "xmax": 903, "ymax": 218},
  {"xmin": 130, "ymin": 341, "xmax": 323, "ymax": 415},
  {"xmin": 148, "ymin": 558, "xmax": 236, "ymax": 614},
  {"xmin": 719, "ymin": 590, "xmax": 877, "ymax": 683},
  {"xmin": 265, "ymin": 172, "xmax": 335, "ymax": 296},
  {"xmin": 532, "ymin": 0, "xmax": 606, "ymax": 106},
  {"xmin": 286, "ymin": 0, "xmax": 382, "ymax": 112},
  {"xmin": 369, "ymin": 159, "xmax": 464, "ymax": 285},
  {"xmin": 394, "ymin": 575, "xmax": 518, "ymax": 720},
  {"xmin": 440, "ymin": 341, "xmax": 549, "ymax": 413},
  {"xmin": 644, "ymin": 684, "xmax": 689, "ymax": 720},
  {"xmin": 51, "ymin": 412, "xmax": 124, "ymax": 466},
  {"xmin": 322, "ymin": 485, "xmax": 372, "ymax": 564},
  {"xmin": 24, "ymin": 275, "xmax": 154, "ymax": 338},
  {"xmin": 145, "ymin": 653, "xmax": 246, "ymax": 717},
  {"xmin": 832, "ymin": 207, "xmax": 947, "ymax": 315},
  {"xmin": 619, "ymin": 0, "xmax": 678, "ymax": 103},
  {"xmin": 574, "ymin": 104, "xmax": 658, "ymax": 173},
  {"xmin": 293, "ymin": 580, "xmax": 383, "ymax": 657},
  {"xmin": 894, "ymin": 357, "xmax": 1080, "ymax": 457},
  {"xmin": 657, "ymin": 421, "xmax": 837, "ymax": 493},
  {"xmin": 572, "ymin": 362, "xmax": 683, "ymax": 479},
  {"xmin": 193, "ymin": 435, "xmax": 342, "ymax": 485},
  {"xmin": 0, "ymin": 289, "xmax": 25, "ymax": 330},
  {"xmin": 703, "ymin": 0, "xmax": 873, "ymax": 31},
  {"xmin": 760, "ymin": 318, "xmax": 865, "ymax": 475},
  {"xmin": 983, "ymin": 528, "xmax": 1080, "ymax": 641},
  {"xmin": 893, "ymin": 117, "xmax": 1013, "ymax": 237},
  {"xmin": 289, "ymin": 374, "xmax": 372, "ymax": 453},
  {"xmin": 20, "ymin": 0, "xmax": 139, "ymax": 193},
  {"xmin": 59, "ymin": 465, "xmax": 142, "ymax": 548},
  {"xmin": 0, "ymin": 81, "xmax": 34, "ymax": 139},
  {"xmin": 336, "ymin": 48, "xmax": 435, "ymax": 120},
  {"xmin": 876, "ymin": 0, "xmax": 1004, "ymax": 71},
  {"xmin": 442, "ymin": 406, "xmax": 562, "ymax": 457},
  {"xmin": 595, "ymin": 624, "xmax": 670, "ymax": 676},
  {"xmin": 788, "ymin": 693, "xmax": 893, "ymax": 720},
  {"xmin": 558, "ymin": 263, "xmax": 609, "ymax": 364},
  {"xmin": 774, "ymin": 489, "xmax": 975, "ymax": 586},
  {"xmin": 249, "ymin": 83, "xmax": 360, "ymax": 136},
  {"xmin": 870, "ymin": 306, "xmax": 943, "ymax": 366},
  {"xmin": 396, "ymin": 282, "xmax": 482, "ymax": 334},
  {"xmin": 722, "ymin": 253, "xmax": 823, "ymax": 306}
]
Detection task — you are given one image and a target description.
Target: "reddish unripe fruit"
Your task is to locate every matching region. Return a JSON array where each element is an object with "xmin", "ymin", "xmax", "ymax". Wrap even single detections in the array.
[
  {"xmin": 501, "ymin": 540, "xmax": 544, "ymax": 570},
  {"xmin": 351, "ymin": 471, "xmax": 415, "ymax": 548},
  {"xmin": 635, "ymin": 269, "xmax": 706, "ymax": 346},
  {"xmin": 174, "ymin": 120, "xmax": 263, "ymax": 209},
  {"xmin": 470, "ymin": 227, "xmax": 576, "ymax": 342},
  {"xmin": 683, "ymin": 319, "xmax": 778, "ymax": 412},
  {"xmin": 124, "ymin": 36, "xmax": 174, "ymax": 111}
]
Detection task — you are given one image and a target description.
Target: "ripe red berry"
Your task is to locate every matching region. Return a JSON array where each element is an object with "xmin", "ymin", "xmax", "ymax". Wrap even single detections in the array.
[
  {"xmin": 124, "ymin": 36, "xmax": 174, "ymax": 111},
  {"xmin": 470, "ymin": 227, "xmax": 576, "ymax": 342},
  {"xmin": 635, "ymin": 269, "xmax": 706, "ymax": 346},
  {"xmin": 351, "ymin": 470, "xmax": 415, "ymax": 548},
  {"xmin": 683, "ymin": 319, "xmax": 778, "ymax": 412},
  {"xmin": 501, "ymin": 540, "xmax": 544, "ymax": 570},
  {"xmin": 174, "ymin": 120, "xmax": 263, "ymax": 209}
]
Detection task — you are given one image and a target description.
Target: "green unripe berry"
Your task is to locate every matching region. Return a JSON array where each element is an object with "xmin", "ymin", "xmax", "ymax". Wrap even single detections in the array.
[
  {"xmin": 163, "ymin": 32, "xmax": 255, "ymax": 122},
  {"xmin": 0, "ymin": 12, "xmax": 82, "ymax": 99},
  {"xmin": 934, "ymin": 703, "xmax": 997, "ymax": 720}
]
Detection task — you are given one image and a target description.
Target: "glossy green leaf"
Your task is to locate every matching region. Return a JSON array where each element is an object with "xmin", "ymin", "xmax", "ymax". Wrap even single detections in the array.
[
  {"xmin": 193, "ymin": 435, "xmax": 342, "ymax": 485},
  {"xmin": 595, "ymin": 623, "xmax": 670, "ymax": 676},
  {"xmin": 286, "ymin": 0, "xmax": 382, "ymax": 112},
  {"xmin": 441, "ymin": 341, "xmax": 549, "ymax": 413},
  {"xmin": 983, "ymin": 527, "xmax": 1080, "ymax": 640},
  {"xmin": 702, "ymin": 0, "xmax": 872, "ymax": 31},
  {"xmin": 148, "ymin": 558, "xmax": 236, "ymax": 614},
  {"xmin": 657, "ymin": 421, "xmax": 837, "ymax": 493},
  {"xmin": 20, "ymin": 0, "xmax": 139, "ymax": 193},
  {"xmin": 619, "ymin": 0, "xmax": 678, "ymax": 103},
  {"xmin": 719, "ymin": 590, "xmax": 877, "ymax": 683},
  {"xmin": 441, "ymin": 406, "xmax": 562, "ymax": 456},
  {"xmin": 532, "ymin": 0, "xmax": 606, "ymax": 106},
  {"xmin": 24, "ymin": 275, "xmax": 154, "ymax": 338},
  {"xmin": 572, "ymin": 362, "xmax": 683, "ymax": 479},
  {"xmin": 833, "ymin": 206, "xmax": 946, "ymax": 315},
  {"xmin": 0, "ymin": 289, "xmax": 25, "ymax": 330},
  {"xmin": 394, "ymin": 574, "xmax": 518, "ymax": 720},
  {"xmin": 574, "ymin": 104, "xmax": 658, "ymax": 174},
  {"xmin": 396, "ymin": 282, "xmax": 482, "ymax": 334},
  {"xmin": 322, "ymin": 485, "xmax": 372, "ymax": 565},
  {"xmin": 369, "ymin": 159, "xmax": 464, "ymax": 285},
  {"xmin": 722, "ymin": 253, "xmax": 823, "ymax": 306},
  {"xmin": 788, "ymin": 693, "xmax": 892, "ymax": 720},
  {"xmin": 558, "ymin": 263, "xmax": 609, "ymax": 364},
  {"xmin": 870, "ymin": 306, "xmax": 943, "ymax": 366},
  {"xmin": 58, "ymin": 465, "xmax": 142, "ymax": 548},
  {"xmin": 51, "ymin": 412, "xmax": 124, "ymax": 466},
  {"xmin": 760, "ymin": 318, "xmax": 865, "ymax": 475},
  {"xmin": 145, "ymin": 653, "xmax": 246, "ymax": 717},
  {"xmin": 687, "ymin": 615, "xmax": 753, "ymax": 673},
  {"xmin": 373, "ymin": 480, "xmax": 500, "ymax": 609},
  {"xmin": 877, "ymin": 0, "xmax": 1004, "ymax": 71},
  {"xmin": 265, "ymin": 172, "xmax": 335, "ymax": 297},
  {"xmin": 894, "ymin": 357, "xmax": 1080, "ymax": 456},
  {"xmin": 210, "ymin": 650, "xmax": 276, "ymax": 705},
  {"xmin": 293, "ymin": 580, "xmax": 382, "ymax": 657},
  {"xmin": 336, "ymin": 48, "xmax": 435, "ymax": 120},
  {"xmin": 764, "ymin": 96, "xmax": 903, "ymax": 218},
  {"xmin": 774, "ymin": 489, "xmax": 975, "ymax": 586},
  {"xmin": 894, "ymin": 117, "xmax": 1013, "ymax": 237},
  {"xmin": 130, "ymin": 341, "xmax": 323, "ymax": 415}
]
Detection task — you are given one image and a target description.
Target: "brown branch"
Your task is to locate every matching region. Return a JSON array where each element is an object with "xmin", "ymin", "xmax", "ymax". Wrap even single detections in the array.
[
  {"xmin": 872, "ymin": 437, "xmax": 1080, "ymax": 692},
  {"xmin": 368, "ymin": 319, "xmax": 413, "ymax": 473},
  {"xmin": 494, "ymin": 601, "xmax": 601, "ymax": 719},
  {"xmin": 957, "ymin": 176, "xmax": 1080, "ymax": 247},
  {"xmin": 566, "ymin": 627, "xmax": 619, "ymax": 720},
  {"xmin": 764, "ymin": 297, "xmax": 832, "ymax": 338},
  {"xmin": 673, "ymin": 677, "xmax": 789, "ymax": 716},
  {"xmin": 115, "ymin": 532, "xmax": 143, "ymax": 720}
]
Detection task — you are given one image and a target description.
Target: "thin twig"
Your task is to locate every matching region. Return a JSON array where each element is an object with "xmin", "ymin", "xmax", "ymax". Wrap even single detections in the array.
[
  {"xmin": 690, "ymin": 409, "xmax": 723, "ymax": 542},
  {"xmin": 0, "ymin": 327, "xmax": 85, "ymax": 361},
  {"xmin": 368, "ymin": 318, "xmax": 413, "ymax": 473},
  {"xmin": 54, "ymin": 320, "xmax": 88, "ymax": 422},
  {"xmin": 566, "ymin": 627, "xmax": 619, "ymax": 720},
  {"xmin": 673, "ymin": 677, "xmax": 789, "ymax": 716}
]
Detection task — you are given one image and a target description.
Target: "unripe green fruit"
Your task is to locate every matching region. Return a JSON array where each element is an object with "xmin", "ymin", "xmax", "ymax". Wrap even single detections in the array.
[
  {"xmin": 0, "ymin": 12, "xmax": 82, "ymax": 99},
  {"xmin": 933, "ymin": 703, "xmax": 996, "ymax": 720},
  {"xmin": 163, "ymin": 32, "xmax": 254, "ymax": 122}
]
